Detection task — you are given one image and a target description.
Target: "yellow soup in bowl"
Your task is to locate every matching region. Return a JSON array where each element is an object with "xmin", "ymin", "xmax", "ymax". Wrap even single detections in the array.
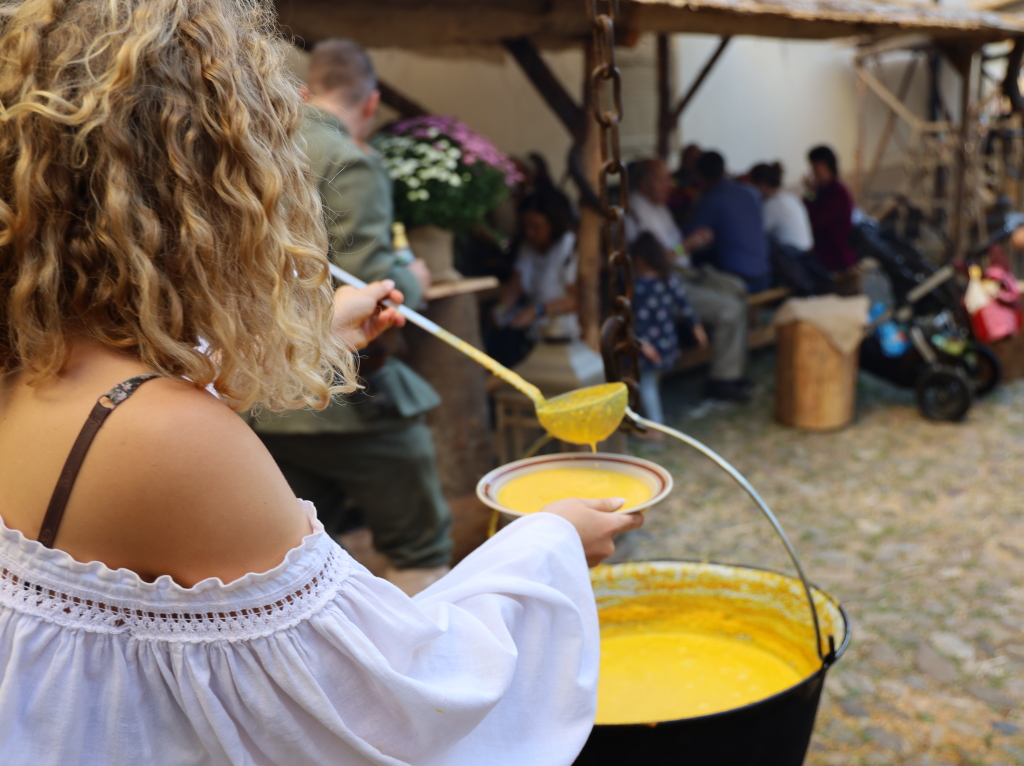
[{"xmin": 496, "ymin": 467, "xmax": 653, "ymax": 514}]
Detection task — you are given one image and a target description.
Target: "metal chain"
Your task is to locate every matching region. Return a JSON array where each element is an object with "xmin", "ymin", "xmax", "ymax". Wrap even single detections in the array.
[{"xmin": 587, "ymin": 0, "xmax": 642, "ymax": 415}]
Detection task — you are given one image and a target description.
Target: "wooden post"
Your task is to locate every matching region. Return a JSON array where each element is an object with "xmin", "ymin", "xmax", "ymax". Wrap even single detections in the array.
[
  {"xmin": 853, "ymin": 60, "xmax": 868, "ymax": 202},
  {"xmin": 577, "ymin": 42, "xmax": 604, "ymax": 351},
  {"xmin": 950, "ymin": 51, "xmax": 976, "ymax": 261},
  {"xmin": 656, "ymin": 33, "xmax": 673, "ymax": 161}
]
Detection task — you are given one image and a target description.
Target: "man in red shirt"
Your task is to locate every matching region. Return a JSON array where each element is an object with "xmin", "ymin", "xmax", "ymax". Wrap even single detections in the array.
[{"xmin": 804, "ymin": 145, "xmax": 857, "ymax": 272}]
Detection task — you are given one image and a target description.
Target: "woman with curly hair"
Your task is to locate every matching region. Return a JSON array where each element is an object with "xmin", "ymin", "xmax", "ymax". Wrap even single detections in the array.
[{"xmin": 0, "ymin": 1, "xmax": 639, "ymax": 763}]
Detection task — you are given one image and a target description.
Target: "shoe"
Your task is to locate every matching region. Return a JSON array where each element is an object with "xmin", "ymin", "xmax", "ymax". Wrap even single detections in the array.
[
  {"xmin": 705, "ymin": 379, "xmax": 752, "ymax": 403},
  {"xmin": 384, "ymin": 565, "xmax": 451, "ymax": 597}
]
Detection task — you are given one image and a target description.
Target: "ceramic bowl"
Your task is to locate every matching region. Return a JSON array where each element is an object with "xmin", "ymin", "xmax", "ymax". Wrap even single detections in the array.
[{"xmin": 476, "ymin": 452, "xmax": 673, "ymax": 520}]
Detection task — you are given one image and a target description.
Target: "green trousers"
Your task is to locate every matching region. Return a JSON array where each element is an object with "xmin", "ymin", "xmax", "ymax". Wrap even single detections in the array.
[{"xmin": 258, "ymin": 422, "xmax": 452, "ymax": 569}]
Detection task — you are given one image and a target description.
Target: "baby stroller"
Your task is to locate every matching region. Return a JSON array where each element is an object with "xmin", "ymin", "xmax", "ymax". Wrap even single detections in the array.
[{"xmin": 850, "ymin": 218, "xmax": 1004, "ymax": 421}]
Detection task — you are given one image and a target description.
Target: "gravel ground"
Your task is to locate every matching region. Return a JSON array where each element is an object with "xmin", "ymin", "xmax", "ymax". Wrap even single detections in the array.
[{"xmin": 623, "ymin": 351, "xmax": 1024, "ymax": 766}]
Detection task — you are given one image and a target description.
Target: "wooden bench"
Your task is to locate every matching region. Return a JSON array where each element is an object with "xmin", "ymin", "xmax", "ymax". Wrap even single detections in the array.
[{"xmin": 674, "ymin": 286, "xmax": 791, "ymax": 372}]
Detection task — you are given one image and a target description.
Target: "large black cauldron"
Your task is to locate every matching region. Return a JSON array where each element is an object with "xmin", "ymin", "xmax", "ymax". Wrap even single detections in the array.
[{"xmin": 575, "ymin": 562, "xmax": 849, "ymax": 766}]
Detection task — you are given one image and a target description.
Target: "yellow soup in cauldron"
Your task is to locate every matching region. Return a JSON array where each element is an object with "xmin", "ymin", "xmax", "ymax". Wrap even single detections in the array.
[
  {"xmin": 593, "ymin": 587, "xmax": 816, "ymax": 725},
  {"xmin": 596, "ymin": 631, "xmax": 803, "ymax": 724},
  {"xmin": 496, "ymin": 468, "xmax": 652, "ymax": 514}
]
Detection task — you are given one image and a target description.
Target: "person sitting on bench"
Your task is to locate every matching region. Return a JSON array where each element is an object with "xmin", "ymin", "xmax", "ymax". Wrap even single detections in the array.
[
  {"xmin": 684, "ymin": 151, "xmax": 771, "ymax": 294},
  {"xmin": 750, "ymin": 161, "xmax": 834, "ymax": 296},
  {"xmin": 804, "ymin": 145, "xmax": 857, "ymax": 273},
  {"xmin": 626, "ymin": 158, "xmax": 752, "ymax": 403}
]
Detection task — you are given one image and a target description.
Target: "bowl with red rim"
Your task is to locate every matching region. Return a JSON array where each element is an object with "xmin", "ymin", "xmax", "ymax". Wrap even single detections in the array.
[{"xmin": 476, "ymin": 452, "xmax": 674, "ymax": 521}]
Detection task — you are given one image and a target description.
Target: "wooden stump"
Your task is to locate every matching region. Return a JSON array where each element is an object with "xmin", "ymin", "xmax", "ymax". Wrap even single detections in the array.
[
  {"xmin": 404, "ymin": 290, "xmax": 496, "ymax": 564},
  {"xmin": 989, "ymin": 332, "xmax": 1024, "ymax": 382},
  {"xmin": 775, "ymin": 321, "xmax": 858, "ymax": 431}
]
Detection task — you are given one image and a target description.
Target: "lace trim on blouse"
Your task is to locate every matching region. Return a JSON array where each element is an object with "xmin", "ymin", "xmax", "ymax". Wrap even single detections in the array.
[{"xmin": 0, "ymin": 520, "xmax": 351, "ymax": 643}]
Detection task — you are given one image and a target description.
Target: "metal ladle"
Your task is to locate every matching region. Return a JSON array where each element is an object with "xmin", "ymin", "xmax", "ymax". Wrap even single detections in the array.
[{"xmin": 328, "ymin": 264, "xmax": 628, "ymax": 446}]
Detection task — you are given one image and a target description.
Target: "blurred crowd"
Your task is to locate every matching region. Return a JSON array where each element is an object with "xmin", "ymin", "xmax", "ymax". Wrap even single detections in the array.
[{"xmin": 465, "ymin": 143, "xmax": 859, "ymax": 423}]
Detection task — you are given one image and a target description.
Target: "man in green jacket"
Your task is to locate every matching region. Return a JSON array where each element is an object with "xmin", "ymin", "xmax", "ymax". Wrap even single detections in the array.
[{"xmin": 253, "ymin": 39, "xmax": 451, "ymax": 595}]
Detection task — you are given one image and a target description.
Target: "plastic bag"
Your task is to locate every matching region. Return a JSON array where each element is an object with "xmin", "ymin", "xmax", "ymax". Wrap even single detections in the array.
[{"xmin": 966, "ymin": 265, "xmax": 1021, "ymax": 342}]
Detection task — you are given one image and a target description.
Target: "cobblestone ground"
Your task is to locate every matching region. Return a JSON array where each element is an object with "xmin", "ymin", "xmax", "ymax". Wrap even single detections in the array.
[{"xmin": 624, "ymin": 353, "xmax": 1024, "ymax": 765}]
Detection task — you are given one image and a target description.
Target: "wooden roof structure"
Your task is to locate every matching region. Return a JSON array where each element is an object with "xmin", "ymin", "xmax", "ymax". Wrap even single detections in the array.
[{"xmin": 277, "ymin": 0, "xmax": 1024, "ymax": 50}]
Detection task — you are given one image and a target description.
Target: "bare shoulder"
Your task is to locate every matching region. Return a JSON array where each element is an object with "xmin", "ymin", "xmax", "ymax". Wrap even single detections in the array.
[
  {"xmin": 108, "ymin": 378, "xmax": 280, "ymax": 494},
  {"xmin": 68, "ymin": 378, "xmax": 310, "ymax": 586}
]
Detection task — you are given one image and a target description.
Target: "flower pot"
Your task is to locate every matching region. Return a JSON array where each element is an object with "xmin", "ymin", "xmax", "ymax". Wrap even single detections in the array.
[{"xmin": 407, "ymin": 225, "xmax": 462, "ymax": 283}]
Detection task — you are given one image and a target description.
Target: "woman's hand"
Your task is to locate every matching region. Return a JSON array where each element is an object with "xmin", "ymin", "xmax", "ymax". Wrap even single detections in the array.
[
  {"xmin": 640, "ymin": 341, "xmax": 662, "ymax": 365},
  {"xmin": 540, "ymin": 498, "xmax": 644, "ymax": 567},
  {"xmin": 331, "ymin": 280, "xmax": 407, "ymax": 350}
]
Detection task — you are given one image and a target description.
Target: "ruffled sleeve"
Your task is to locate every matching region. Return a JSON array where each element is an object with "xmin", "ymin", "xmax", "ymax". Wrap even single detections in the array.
[{"xmin": 301, "ymin": 511, "xmax": 598, "ymax": 765}]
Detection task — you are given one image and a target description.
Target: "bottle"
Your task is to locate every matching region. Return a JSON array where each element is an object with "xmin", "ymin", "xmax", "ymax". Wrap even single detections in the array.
[{"xmin": 392, "ymin": 222, "xmax": 415, "ymax": 266}]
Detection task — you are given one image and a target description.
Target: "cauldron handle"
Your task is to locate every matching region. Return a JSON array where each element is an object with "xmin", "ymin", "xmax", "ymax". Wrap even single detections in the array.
[{"xmin": 626, "ymin": 408, "xmax": 835, "ymax": 665}]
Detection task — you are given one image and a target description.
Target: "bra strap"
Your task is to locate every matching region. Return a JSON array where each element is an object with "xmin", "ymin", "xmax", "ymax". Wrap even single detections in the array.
[{"xmin": 37, "ymin": 373, "xmax": 162, "ymax": 548}]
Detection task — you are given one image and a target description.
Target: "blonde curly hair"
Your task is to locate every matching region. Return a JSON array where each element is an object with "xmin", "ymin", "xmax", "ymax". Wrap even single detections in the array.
[{"xmin": 0, "ymin": 0, "xmax": 355, "ymax": 411}]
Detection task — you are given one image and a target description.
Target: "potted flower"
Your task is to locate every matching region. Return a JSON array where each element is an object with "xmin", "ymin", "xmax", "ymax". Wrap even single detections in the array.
[{"xmin": 372, "ymin": 116, "xmax": 521, "ymax": 282}]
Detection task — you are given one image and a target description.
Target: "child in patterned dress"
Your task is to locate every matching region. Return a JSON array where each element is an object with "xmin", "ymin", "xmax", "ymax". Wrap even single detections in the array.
[{"xmin": 630, "ymin": 232, "xmax": 709, "ymax": 426}]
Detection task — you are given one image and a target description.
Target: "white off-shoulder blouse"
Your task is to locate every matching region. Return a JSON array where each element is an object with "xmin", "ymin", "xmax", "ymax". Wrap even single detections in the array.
[{"xmin": 0, "ymin": 503, "xmax": 598, "ymax": 766}]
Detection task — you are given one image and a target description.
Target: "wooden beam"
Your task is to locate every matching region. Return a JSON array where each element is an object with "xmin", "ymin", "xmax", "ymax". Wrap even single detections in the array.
[
  {"xmin": 378, "ymin": 81, "xmax": 429, "ymax": 118},
  {"xmin": 854, "ymin": 60, "xmax": 868, "ymax": 201},
  {"xmin": 950, "ymin": 52, "xmax": 978, "ymax": 260},
  {"xmin": 671, "ymin": 36, "xmax": 732, "ymax": 123},
  {"xmin": 863, "ymin": 56, "xmax": 920, "ymax": 197},
  {"xmin": 656, "ymin": 33, "xmax": 673, "ymax": 161},
  {"xmin": 855, "ymin": 33, "xmax": 932, "ymax": 61},
  {"xmin": 503, "ymin": 36, "xmax": 586, "ymax": 139},
  {"xmin": 858, "ymin": 66, "xmax": 922, "ymax": 129}
]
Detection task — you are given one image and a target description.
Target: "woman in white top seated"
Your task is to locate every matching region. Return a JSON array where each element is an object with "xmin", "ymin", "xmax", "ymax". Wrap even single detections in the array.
[
  {"xmin": 500, "ymin": 192, "xmax": 579, "ymax": 336},
  {"xmin": 749, "ymin": 162, "xmax": 814, "ymax": 252},
  {"xmin": 0, "ymin": 2, "xmax": 641, "ymax": 765},
  {"xmin": 488, "ymin": 191, "xmax": 580, "ymax": 367},
  {"xmin": 749, "ymin": 162, "xmax": 833, "ymax": 296}
]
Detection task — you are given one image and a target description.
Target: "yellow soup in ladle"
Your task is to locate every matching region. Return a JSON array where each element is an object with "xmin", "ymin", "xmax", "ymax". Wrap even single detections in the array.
[{"xmin": 497, "ymin": 468, "xmax": 652, "ymax": 514}]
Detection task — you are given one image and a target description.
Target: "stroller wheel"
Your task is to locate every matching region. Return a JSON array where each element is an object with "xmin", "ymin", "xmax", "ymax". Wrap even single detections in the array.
[
  {"xmin": 915, "ymin": 366, "xmax": 974, "ymax": 421},
  {"xmin": 964, "ymin": 344, "xmax": 1002, "ymax": 397}
]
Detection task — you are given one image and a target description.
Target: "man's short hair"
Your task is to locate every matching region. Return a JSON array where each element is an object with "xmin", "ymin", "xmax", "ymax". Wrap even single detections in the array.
[
  {"xmin": 808, "ymin": 145, "xmax": 838, "ymax": 176},
  {"xmin": 307, "ymin": 39, "xmax": 377, "ymax": 105},
  {"xmin": 627, "ymin": 158, "xmax": 662, "ymax": 191},
  {"xmin": 695, "ymin": 151, "xmax": 726, "ymax": 183}
]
